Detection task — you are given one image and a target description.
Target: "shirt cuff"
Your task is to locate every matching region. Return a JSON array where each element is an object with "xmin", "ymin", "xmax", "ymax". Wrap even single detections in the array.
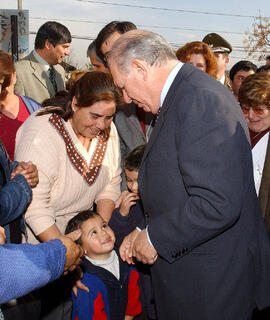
[{"xmin": 136, "ymin": 225, "xmax": 154, "ymax": 248}]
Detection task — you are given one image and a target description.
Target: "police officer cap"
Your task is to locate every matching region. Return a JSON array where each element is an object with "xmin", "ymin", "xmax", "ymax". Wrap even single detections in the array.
[{"xmin": 202, "ymin": 33, "xmax": 232, "ymax": 54}]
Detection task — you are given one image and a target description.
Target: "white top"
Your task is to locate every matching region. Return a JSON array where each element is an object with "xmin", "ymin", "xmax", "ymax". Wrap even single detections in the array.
[
  {"xmin": 252, "ymin": 132, "xmax": 269, "ymax": 195},
  {"xmin": 15, "ymin": 111, "xmax": 121, "ymax": 244},
  {"xmin": 219, "ymin": 74, "xmax": 225, "ymax": 85},
  {"xmin": 85, "ymin": 250, "xmax": 120, "ymax": 280}
]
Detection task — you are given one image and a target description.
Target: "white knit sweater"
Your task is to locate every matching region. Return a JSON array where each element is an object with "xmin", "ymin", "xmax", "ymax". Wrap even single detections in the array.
[{"xmin": 15, "ymin": 112, "xmax": 121, "ymax": 244}]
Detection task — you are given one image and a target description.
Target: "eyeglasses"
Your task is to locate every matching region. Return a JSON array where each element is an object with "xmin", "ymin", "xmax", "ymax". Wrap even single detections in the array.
[{"xmin": 240, "ymin": 105, "xmax": 269, "ymax": 115}]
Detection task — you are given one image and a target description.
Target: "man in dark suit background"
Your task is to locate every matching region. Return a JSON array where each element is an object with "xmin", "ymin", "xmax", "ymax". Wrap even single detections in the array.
[
  {"xmin": 15, "ymin": 21, "xmax": 71, "ymax": 103},
  {"xmin": 107, "ymin": 30, "xmax": 270, "ymax": 319}
]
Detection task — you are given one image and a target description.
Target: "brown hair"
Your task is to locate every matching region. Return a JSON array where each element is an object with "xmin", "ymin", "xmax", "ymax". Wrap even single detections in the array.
[
  {"xmin": 176, "ymin": 41, "xmax": 217, "ymax": 78},
  {"xmin": 0, "ymin": 50, "xmax": 15, "ymax": 99},
  {"xmin": 238, "ymin": 72, "xmax": 270, "ymax": 108},
  {"xmin": 66, "ymin": 69, "xmax": 89, "ymax": 93},
  {"xmin": 39, "ymin": 71, "xmax": 120, "ymax": 140}
]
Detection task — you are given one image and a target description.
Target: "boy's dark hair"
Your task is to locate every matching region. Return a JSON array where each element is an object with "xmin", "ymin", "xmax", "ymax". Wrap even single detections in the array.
[
  {"xmin": 229, "ymin": 60, "xmax": 257, "ymax": 81},
  {"xmin": 35, "ymin": 21, "xmax": 71, "ymax": 49},
  {"xmin": 124, "ymin": 144, "xmax": 146, "ymax": 172},
  {"xmin": 95, "ymin": 21, "xmax": 137, "ymax": 63},
  {"xmin": 65, "ymin": 210, "xmax": 99, "ymax": 245}
]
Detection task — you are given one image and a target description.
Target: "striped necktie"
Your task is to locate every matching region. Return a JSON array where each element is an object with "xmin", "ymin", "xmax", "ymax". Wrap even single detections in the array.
[{"xmin": 49, "ymin": 65, "xmax": 58, "ymax": 93}]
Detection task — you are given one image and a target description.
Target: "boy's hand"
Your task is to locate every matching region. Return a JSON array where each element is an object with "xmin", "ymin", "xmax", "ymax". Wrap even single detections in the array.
[
  {"xmin": 119, "ymin": 191, "xmax": 140, "ymax": 216},
  {"xmin": 71, "ymin": 266, "xmax": 89, "ymax": 297},
  {"xmin": 11, "ymin": 161, "xmax": 39, "ymax": 188}
]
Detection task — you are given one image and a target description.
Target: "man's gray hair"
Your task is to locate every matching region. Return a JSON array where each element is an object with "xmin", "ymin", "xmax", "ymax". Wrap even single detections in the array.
[{"xmin": 108, "ymin": 30, "xmax": 177, "ymax": 73}]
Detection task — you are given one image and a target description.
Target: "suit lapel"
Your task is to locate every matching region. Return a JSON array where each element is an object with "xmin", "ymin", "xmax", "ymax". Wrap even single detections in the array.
[
  {"xmin": 29, "ymin": 52, "xmax": 55, "ymax": 96},
  {"xmin": 140, "ymin": 65, "xmax": 190, "ymax": 166}
]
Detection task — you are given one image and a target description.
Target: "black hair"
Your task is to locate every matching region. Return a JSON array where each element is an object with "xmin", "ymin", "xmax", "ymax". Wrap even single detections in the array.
[
  {"xmin": 65, "ymin": 210, "xmax": 99, "ymax": 245},
  {"xmin": 124, "ymin": 144, "xmax": 146, "ymax": 172},
  {"xmin": 35, "ymin": 21, "xmax": 71, "ymax": 49},
  {"xmin": 256, "ymin": 64, "xmax": 270, "ymax": 73},
  {"xmin": 229, "ymin": 60, "xmax": 257, "ymax": 81},
  {"xmin": 95, "ymin": 21, "xmax": 137, "ymax": 63}
]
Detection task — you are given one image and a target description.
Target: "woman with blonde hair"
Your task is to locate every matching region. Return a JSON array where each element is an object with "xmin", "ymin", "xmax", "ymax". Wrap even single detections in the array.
[{"xmin": 176, "ymin": 41, "xmax": 217, "ymax": 78}]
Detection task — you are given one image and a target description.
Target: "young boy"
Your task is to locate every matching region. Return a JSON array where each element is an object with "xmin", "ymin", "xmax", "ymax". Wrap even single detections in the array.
[
  {"xmin": 109, "ymin": 145, "xmax": 156, "ymax": 320},
  {"xmin": 65, "ymin": 210, "xmax": 142, "ymax": 320},
  {"xmin": 109, "ymin": 145, "xmax": 146, "ymax": 245}
]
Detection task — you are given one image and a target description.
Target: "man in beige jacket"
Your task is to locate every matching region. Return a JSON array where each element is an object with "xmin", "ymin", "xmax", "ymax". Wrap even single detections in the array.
[{"xmin": 15, "ymin": 21, "xmax": 71, "ymax": 103}]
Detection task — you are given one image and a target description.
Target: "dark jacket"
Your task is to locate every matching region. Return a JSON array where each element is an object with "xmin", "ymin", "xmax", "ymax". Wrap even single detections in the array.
[
  {"xmin": 0, "ymin": 140, "xmax": 32, "ymax": 242},
  {"xmin": 72, "ymin": 252, "xmax": 141, "ymax": 320},
  {"xmin": 109, "ymin": 201, "xmax": 156, "ymax": 319},
  {"xmin": 138, "ymin": 63, "xmax": 270, "ymax": 319}
]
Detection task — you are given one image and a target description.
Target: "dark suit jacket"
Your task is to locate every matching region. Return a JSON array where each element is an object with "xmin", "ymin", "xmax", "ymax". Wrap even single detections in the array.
[
  {"xmin": 14, "ymin": 51, "xmax": 66, "ymax": 104},
  {"xmin": 138, "ymin": 63, "xmax": 270, "ymax": 319}
]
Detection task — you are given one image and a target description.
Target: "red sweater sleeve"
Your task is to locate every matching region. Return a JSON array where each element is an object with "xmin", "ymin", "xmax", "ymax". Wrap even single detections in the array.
[
  {"xmin": 126, "ymin": 268, "xmax": 142, "ymax": 316},
  {"xmin": 93, "ymin": 291, "xmax": 108, "ymax": 320}
]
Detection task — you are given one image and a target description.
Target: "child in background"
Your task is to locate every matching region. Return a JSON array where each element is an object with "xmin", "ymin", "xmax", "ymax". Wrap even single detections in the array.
[
  {"xmin": 65, "ymin": 210, "xmax": 141, "ymax": 320},
  {"xmin": 109, "ymin": 145, "xmax": 156, "ymax": 320}
]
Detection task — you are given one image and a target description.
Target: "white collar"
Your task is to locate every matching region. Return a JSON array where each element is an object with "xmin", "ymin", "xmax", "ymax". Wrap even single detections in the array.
[{"xmin": 160, "ymin": 62, "xmax": 183, "ymax": 107}]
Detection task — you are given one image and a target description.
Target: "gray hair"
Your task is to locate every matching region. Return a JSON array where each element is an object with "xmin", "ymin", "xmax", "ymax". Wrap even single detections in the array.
[{"xmin": 107, "ymin": 30, "xmax": 177, "ymax": 73}]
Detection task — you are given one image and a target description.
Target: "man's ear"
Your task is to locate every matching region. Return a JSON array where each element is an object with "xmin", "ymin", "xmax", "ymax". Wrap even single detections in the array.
[
  {"xmin": 131, "ymin": 59, "xmax": 149, "ymax": 81},
  {"xmin": 45, "ymin": 39, "xmax": 53, "ymax": 50},
  {"xmin": 225, "ymin": 55, "xmax": 230, "ymax": 66}
]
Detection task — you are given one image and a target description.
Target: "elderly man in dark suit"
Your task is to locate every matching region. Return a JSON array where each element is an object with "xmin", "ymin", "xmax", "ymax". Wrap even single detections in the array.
[
  {"xmin": 15, "ymin": 21, "xmax": 71, "ymax": 103},
  {"xmin": 107, "ymin": 30, "xmax": 270, "ymax": 320}
]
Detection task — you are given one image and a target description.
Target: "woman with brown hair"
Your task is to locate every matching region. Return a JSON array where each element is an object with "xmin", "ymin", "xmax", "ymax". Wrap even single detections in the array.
[
  {"xmin": 176, "ymin": 41, "xmax": 217, "ymax": 78},
  {"xmin": 0, "ymin": 50, "xmax": 40, "ymax": 161},
  {"xmin": 238, "ymin": 72, "xmax": 270, "ymax": 233},
  {"xmin": 14, "ymin": 71, "xmax": 122, "ymax": 319}
]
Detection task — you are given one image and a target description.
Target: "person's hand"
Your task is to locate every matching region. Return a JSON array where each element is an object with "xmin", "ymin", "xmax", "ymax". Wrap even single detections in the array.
[
  {"xmin": 58, "ymin": 230, "xmax": 84, "ymax": 274},
  {"xmin": 119, "ymin": 191, "xmax": 140, "ymax": 216},
  {"xmin": 119, "ymin": 229, "xmax": 140, "ymax": 264},
  {"xmin": 114, "ymin": 194, "xmax": 122, "ymax": 208},
  {"xmin": 11, "ymin": 161, "xmax": 39, "ymax": 188},
  {"xmin": 0, "ymin": 226, "xmax": 6, "ymax": 244},
  {"xmin": 132, "ymin": 229, "xmax": 158, "ymax": 265},
  {"xmin": 71, "ymin": 266, "xmax": 89, "ymax": 297}
]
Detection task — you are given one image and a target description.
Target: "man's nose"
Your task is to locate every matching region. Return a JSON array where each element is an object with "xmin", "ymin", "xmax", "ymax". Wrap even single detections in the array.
[{"xmin": 123, "ymin": 90, "xmax": 132, "ymax": 104}]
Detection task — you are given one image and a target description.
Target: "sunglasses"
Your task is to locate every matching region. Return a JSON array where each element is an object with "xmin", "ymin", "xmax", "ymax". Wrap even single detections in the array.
[{"xmin": 240, "ymin": 105, "xmax": 269, "ymax": 115}]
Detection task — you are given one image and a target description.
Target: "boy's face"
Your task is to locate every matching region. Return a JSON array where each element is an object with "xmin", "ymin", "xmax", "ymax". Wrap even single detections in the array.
[
  {"xmin": 125, "ymin": 169, "xmax": 140, "ymax": 197},
  {"xmin": 80, "ymin": 215, "xmax": 115, "ymax": 260}
]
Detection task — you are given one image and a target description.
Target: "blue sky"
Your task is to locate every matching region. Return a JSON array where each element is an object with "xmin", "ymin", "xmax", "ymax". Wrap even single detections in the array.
[{"xmin": 2, "ymin": 0, "xmax": 270, "ymax": 68}]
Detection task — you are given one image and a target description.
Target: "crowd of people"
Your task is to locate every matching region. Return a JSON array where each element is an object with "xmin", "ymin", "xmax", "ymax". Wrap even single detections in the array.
[{"xmin": 1, "ymin": 18, "xmax": 270, "ymax": 320}]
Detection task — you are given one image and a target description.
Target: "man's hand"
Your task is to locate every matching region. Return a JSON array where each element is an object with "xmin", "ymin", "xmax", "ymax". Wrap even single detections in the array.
[
  {"xmin": 11, "ymin": 161, "xmax": 39, "ymax": 188},
  {"xmin": 119, "ymin": 191, "xmax": 140, "ymax": 216},
  {"xmin": 132, "ymin": 229, "xmax": 158, "ymax": 265},
  {"xmin": 58, "ymin": 230, "xmax": 84, "ymax": 273},
  {"xmin": 119, "ymin": 229, "xmax": 140, "ymax": 264},
  {"xmin": 0, "ymin": 226, "xmax": 6, "ymax": 244}
]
